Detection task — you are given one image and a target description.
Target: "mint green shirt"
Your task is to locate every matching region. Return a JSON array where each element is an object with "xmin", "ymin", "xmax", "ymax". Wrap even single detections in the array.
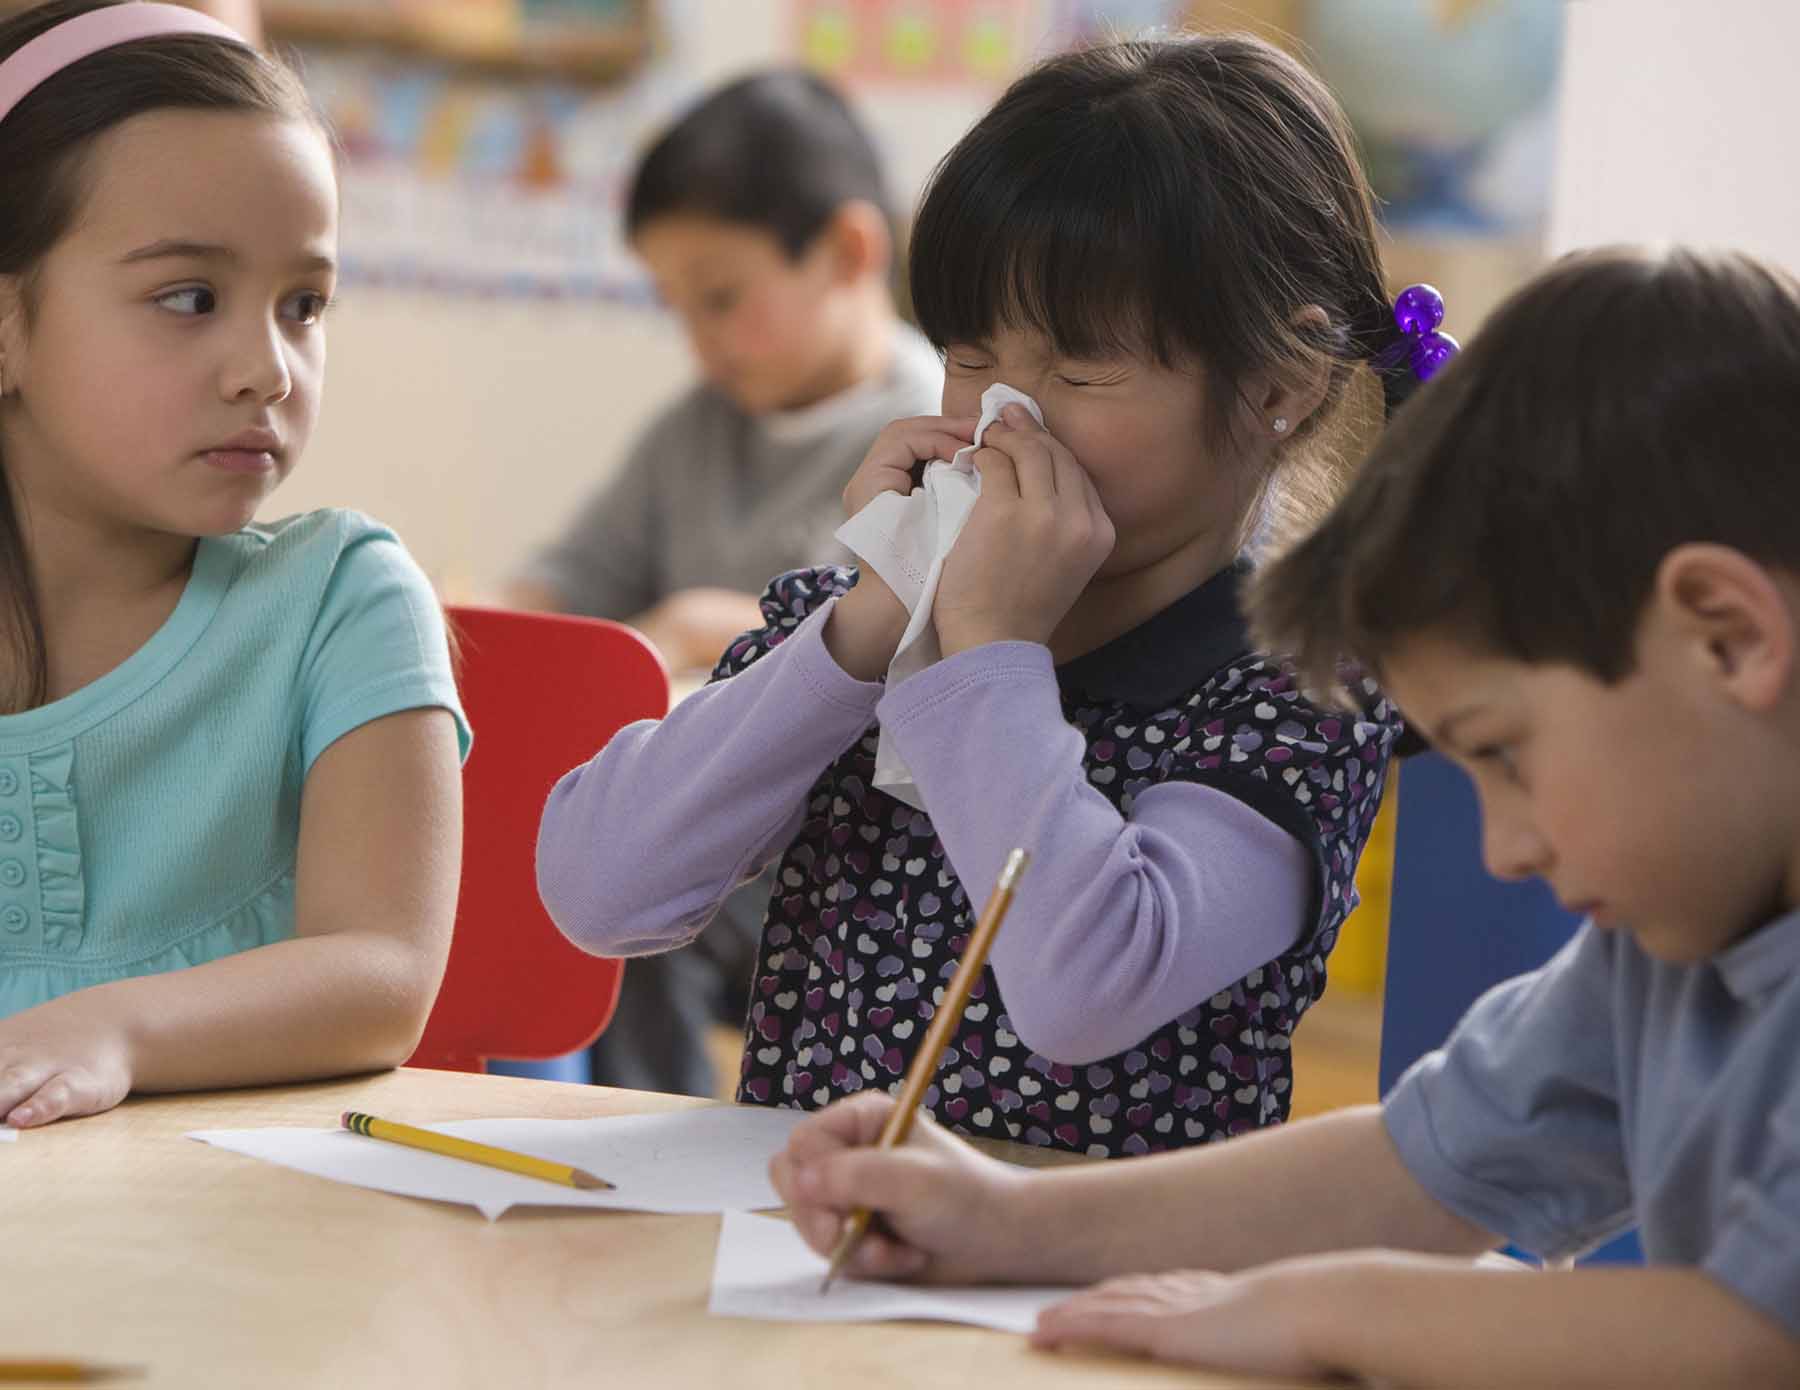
[{"xmin": 0, "ymin": 509, "xmax": 471, "ymax": 1017}]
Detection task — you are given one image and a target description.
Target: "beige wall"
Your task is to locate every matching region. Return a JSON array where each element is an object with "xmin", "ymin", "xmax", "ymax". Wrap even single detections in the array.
[
  {"xmin": 1551, "ymin": 0, "xmax": 1800, "ymax": 269},
  {"xmin": 274, "ymin": 296, "xmax": 692, "ymax": 598}
]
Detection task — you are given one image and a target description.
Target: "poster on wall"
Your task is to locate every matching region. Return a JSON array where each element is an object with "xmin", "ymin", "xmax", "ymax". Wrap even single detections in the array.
[
  {"xmin": 286, "ymin": 0, "xmax": 697, "ymax": 301},
  {"xmin": 794, "ymin": 0, "xmax": 1036, "ymax": 87}
]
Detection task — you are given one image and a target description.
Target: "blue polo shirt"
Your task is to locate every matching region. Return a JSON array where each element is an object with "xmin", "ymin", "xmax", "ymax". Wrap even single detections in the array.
[{"xmin": 1385, "ymin": 910, "xmax": 1800, "ymax": 1338}]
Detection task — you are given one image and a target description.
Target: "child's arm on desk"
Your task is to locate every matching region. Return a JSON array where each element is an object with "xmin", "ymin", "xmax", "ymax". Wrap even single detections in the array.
[
  {"xmin": 773, "ymin": 1096, "xmax": 1488, "ymax": 1288},
  {"xmin": 0, "ymin": 708, "xmax": 461, "ymax": 1126},
  {"xmin": 774, "ymin": 1094, "xmax": 1800, "ymax": 1386},
  {"xmin": 1036, "ymin": 1254, "xmax": 1800, "ymax": 1389}
]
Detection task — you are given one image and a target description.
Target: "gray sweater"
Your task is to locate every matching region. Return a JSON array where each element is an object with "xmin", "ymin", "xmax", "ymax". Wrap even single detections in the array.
[{"xmin": 517, "ymin": 322, "xmax": 943, "ymax": 618}]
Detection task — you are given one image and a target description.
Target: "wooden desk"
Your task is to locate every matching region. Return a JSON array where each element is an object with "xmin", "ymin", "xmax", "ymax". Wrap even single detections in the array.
[{"xmin": 2, "ymin": 1069, "xmax": 1332, "ymax": 1389}]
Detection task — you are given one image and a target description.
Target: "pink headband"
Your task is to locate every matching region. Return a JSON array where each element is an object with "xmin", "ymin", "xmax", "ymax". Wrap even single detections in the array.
[{"xmin": 0, "ymin": 3, "xmax": 248, "ymax": 127}]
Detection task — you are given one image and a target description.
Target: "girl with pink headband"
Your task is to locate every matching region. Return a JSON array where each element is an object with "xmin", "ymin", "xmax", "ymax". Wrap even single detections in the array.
[{"xmin": 0, "ymin": 1, "xmax": 469, "ymax": 1128}]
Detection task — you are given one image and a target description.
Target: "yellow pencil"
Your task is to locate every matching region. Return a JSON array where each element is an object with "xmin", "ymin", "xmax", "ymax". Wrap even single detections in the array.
[
  {"xmin": 339, "ymin": 1111, "xmax": 613, "ymax": 1190},
  {"xmin": 820, "ymin": 847, "xmax": 1030, "ymax": 1292},
  {"xmin": 0, "ymin": 1364, "xmax": 142, "ymax": 1383}
]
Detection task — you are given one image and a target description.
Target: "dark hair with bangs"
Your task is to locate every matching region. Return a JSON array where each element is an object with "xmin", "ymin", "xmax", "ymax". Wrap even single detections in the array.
[
  {"xmin": 625, "ymin": 68, "xmax": 893, "ymax": 259},
  {"xmin": 910, "ymin": 33, "xmax": 1400, "ymax": 537},
  {"xmin": 0, "ymin": 0, "xmax": 317, "ymax": 714},
  {"xmin": 1247, "ymin": 245, "xmax": 1800, "ymax": 697}
]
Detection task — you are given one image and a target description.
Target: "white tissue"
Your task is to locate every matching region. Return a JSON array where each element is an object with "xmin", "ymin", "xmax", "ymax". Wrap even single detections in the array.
[{"xmin": 835, "ymin": 383, "xmax": 1044, "ymax": 809}]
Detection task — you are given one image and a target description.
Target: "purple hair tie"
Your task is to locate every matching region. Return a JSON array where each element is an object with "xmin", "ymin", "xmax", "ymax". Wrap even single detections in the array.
[{"xmin": 1380, "ymin": 283, "xmax": 1460, "ymax": 383}]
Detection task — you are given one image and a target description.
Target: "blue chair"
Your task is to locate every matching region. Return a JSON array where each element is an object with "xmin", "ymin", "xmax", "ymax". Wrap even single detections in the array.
[{"xmin": 1383, "ymin": 751, "xmax": 1642, "ymax": 1264}]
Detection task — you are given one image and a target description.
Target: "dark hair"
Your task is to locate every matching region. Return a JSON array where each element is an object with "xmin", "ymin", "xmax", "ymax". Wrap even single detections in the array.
[
  {"xmin": 1247, "ymin": 245, "xmax": 1800, "ymax": 695},
  {"xmin": 909, "ymin": 34, "xmax": 1400, "ymax": 541},
  {"xmin": 625, "ymin": 67, "xmax": 893, "ymax": 259},
  {"xmin": 0, "ymin": 0, "xmax": 314, "ymax": 714}
]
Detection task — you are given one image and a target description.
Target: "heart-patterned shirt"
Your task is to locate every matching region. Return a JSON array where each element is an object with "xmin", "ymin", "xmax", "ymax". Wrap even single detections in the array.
[{"xmin": 724, "ymin": 563, "xmax": 1402, "ymax": 1157}]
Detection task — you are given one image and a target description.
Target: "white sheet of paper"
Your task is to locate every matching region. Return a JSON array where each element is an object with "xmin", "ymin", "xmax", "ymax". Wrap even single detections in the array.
[
  {"xmin": 0, "ymin": 1126, "xmax": 17, "ymax": 1142},
  {"xmin": 188, "ymin": 1106, "xmax": 809, "ymax": 1220},
  {"xmin": 708, "ymin": 1211, "xmax": 1075, "ymax": 1335}
]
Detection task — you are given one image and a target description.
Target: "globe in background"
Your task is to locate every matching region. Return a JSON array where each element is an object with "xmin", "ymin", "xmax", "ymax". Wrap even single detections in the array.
[{"xmin": 1303, "ymin": 0, "xmax": 1564, "ymax": 233}]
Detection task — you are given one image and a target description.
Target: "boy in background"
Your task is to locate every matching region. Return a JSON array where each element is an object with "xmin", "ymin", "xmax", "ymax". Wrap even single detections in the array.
[{"xmin": 509, "ymin": 70, "xmax": 940, "ymax": 1096}]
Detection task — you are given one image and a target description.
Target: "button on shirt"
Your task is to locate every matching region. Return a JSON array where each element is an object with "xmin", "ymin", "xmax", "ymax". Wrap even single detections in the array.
[{"xmin": 1384, "ymin": 911, "xmax": 1800, "ymax": 1339}]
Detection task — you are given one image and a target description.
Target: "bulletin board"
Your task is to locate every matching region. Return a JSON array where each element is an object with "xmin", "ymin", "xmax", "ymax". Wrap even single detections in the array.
[{"xmin": 793, "ymin": 0, "xmax": 1036, "ymax": 86}]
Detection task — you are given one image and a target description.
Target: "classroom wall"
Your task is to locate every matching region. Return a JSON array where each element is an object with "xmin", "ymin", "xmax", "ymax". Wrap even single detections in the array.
[
  {"xmin": 271, "ymin": 0, "xmax": 999, "ymax": 598},
  {"xmin": 1549, "ymin": 0, "xmax": 1800, "ymax": 271}
]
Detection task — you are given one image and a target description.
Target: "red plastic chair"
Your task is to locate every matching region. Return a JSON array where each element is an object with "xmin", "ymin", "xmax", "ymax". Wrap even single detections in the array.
[{"xmin": 408, "ymin": 605, "xmax": 670, "ymax": 1072}]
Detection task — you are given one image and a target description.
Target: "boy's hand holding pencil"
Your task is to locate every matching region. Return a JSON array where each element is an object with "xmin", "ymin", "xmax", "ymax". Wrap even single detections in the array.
[
  {"xmin": 769, "ymin": 848, "xmax": 1038, "ymax": 1288},
  {"xmin": 770, "ymin": 1088, "xmax": 1033, "ymax": 1287}
]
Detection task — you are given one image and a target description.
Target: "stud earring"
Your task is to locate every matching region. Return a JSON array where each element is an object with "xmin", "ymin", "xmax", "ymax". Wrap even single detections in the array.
[{"xmin": 1272, "ymin": 416, "xmax": 1289, "ymax": 435}]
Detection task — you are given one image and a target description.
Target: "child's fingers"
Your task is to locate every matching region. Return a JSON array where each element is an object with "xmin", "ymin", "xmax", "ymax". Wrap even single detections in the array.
[
  {"xmin": 848, "ymin": 419, "xmax": 981, "ymax": 514},
  {"xmin": 1032, "ymin": 1278, "xmax": 1182, "ymax": 1352},
  {"xmin": 770, "ymin": 1094, "xmax": 900, "ymax": 1209},
  {"xmin": 786, "ymin": 1207, "xmax": 931, "ymax": 1281},
  {"xmin": 0, "ymin": 1059, "xmax": 52, "ymax": 1122},
  {"xmin": 1031, "ymin": 1297, "xmax": 1161, "ymax": 1356},
  {"xmin": 4, "ymin": 1069, "xmax": 77, "ymax": 1127},
  {"xmin": 806, "ymin": 1142, "xmax": 950, "ymax": 1217},
  {"xmin": 982, "ymin": 425, "xmax": 1059, "ymax": 500},
  {"xmin": 787, "ymin": 1203, "xmax": 848, "ymax": 1258},
  {"xmin": 848, "ymin": 1229, "xmax": 930, "ymax": 1281},
  {"xmin": 879, "ymin": 416, "xmax": 979, "ymax": 463},
  {"xmin": 799, "ymin": 1091, "xmax": 900, "ymax": 1155},
  {"xmin": 971, "ymin": 445, "xmax": 1020, "ymax": 501},
  {"xmin": 891, "ymin": 432, "xmax": 980, "ymax": 470},
  {"xmin": 1033, "ymin": 1271, "xmax": 1239, "ymax": 1356}
]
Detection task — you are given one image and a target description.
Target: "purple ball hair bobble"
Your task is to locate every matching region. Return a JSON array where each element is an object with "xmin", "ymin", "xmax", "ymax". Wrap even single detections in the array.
[
  {"xmin": 1410, "ymin": 329, "xmax": 1460, "ymax": 381},
  {"xmin": 1392, "ymin": 283, "xmax": 1445, "ymax": 337},
  {"xmin": 1391, "ymin": 283, "xmax": 1460, "ymax": 382}
]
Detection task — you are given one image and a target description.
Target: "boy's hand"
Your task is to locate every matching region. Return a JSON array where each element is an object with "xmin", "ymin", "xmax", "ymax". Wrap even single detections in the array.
[
  {"xmin": 768, "ymin": 1091, "xmax": 1033, "ymax": 1285},
  {"xmin": 1031, "ymin": 1253, "xmax": 1350, "ymax": 1379},
  {"xmin": 934, "ymin": 404, "xmax": 1115, "ymax": 655},
  {"xmin": 631, "ymin": 586, "xmax": 766, "ymax": 673},
  {"xmin": 826, "ymin": 415, "xmax": 978, "ymax": 681},
  {"xmin": 0, "ymin": 992, "xmax": 134, "ymax": 1128}
]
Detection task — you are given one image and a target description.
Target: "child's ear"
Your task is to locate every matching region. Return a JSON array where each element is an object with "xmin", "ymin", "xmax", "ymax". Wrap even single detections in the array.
[
  {"xmin": 819, "ymin": 200, "xmax": 891, "ymax": 285},
  {"xmin": 1240, "ymin": 305, "xmax": 1333, "ymax": 442},
  {"xmin": 1655, "ymin": 543, "xmax": 1795, "ymax": 713}
]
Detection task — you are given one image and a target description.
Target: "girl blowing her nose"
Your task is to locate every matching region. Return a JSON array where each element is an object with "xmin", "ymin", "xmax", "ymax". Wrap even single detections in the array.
[{"xmin": 539, "ymin": 33, "xmax": 1437, "ymax": 1154}]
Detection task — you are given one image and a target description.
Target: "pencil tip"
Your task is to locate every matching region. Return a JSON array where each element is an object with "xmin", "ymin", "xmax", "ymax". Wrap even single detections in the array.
[{"xmin": 571, "ymin": 1168, "xmax": 614, "ymax": 1190}]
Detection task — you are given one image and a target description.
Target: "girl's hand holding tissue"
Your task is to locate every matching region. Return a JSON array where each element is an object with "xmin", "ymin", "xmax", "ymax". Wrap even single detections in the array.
[
  {"xmin": 934, "ymin": 404, "xmax": 1116, "ymax": 654},
  {"xmin": 841, "ymin": 414, "xmax": 978, "ymax": 518},
  {"xmin": 826, "ymin": 414, "xmax": 978, "ymax": 681}
]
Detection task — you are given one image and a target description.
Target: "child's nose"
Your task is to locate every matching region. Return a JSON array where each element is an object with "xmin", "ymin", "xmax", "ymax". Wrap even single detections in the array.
[
  {"xmin": 222, "ymin": 315, "xmax": 292, "ymax": 404},
  {"xmin": 1481, "ymin": 815, "xmax": 1551, "ymax": 884}
]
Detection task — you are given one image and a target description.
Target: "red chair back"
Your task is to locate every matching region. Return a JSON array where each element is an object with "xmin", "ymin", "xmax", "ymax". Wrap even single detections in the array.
[{"xmin": 408, "ymin": 605, "xmax": 669, "ymax": 1072}]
